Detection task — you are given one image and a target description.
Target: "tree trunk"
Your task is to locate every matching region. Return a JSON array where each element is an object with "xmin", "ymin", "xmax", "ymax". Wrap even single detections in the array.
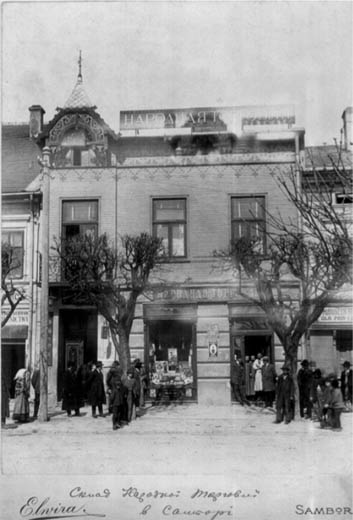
[
  {"xmin": 283, "ymin": 335, "xmax": 300, "ymax": 419},
  {"xmin": 109, "ymin": 326, "xmax": 131, "ymax": 373}
]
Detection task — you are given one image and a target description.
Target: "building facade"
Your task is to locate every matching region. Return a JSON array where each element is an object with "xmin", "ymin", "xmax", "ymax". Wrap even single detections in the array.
[{"xmin": 2, "ymin": 71, "xmax": 352, "ymax": 407}]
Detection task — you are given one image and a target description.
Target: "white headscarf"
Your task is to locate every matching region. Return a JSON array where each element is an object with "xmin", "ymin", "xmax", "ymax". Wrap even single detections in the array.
[{"xmin": 14, "ymin": 368, "xmax": 27, "ymax": 380}]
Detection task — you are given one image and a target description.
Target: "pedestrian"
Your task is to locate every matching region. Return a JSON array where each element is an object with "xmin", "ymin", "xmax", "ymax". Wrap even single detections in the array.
[
  {"xmin": 253, "ymin": 353, "xmax": 263, "ymax": 405},
  {"xmin": 87, "ymin": 361, "xmax": 106, "ymax": 418},
  {"xmin": 12, "ymin": 367, "xmax": 31, "ymax": 423},
  {"xmin": 1, "ymin": 368, "xmax": 10, "ymax": 427},
  {"xmin": 230, "ymin": 355, "xmax": 249, "ymax": 406},
  {"xmin": 261, "ymin": 357, "xmax": 277, "ymax": 408},
  {"xmin": 274, "ymin": 366, "xmax": 295, "ymax": 424},
  {"xmin": 321, "ymin": 375, "xmax": 335, "ymax": 429},
  {"xmin": 31, "ymin": 366, "xmax": 40, "ymax": 420},
  {"xmin": 122, "ymin": 368, "xmax": 137, "ymax": 422},
  {"xmin": 244, "ymin": 356, "xmax": 255, "ymax": 402},
  {"xmin": 340, "ymin": 361, "xmax": 352, "ymax": 411},
  {"xmin": 110, "ymin": 366, "xmax": 124, "ymax": 430},
  {"xmin": 62, "ymin": 361, "xmax": 83, "ymax": 417},
  {"xmin": 328, "ymin": 378, "xmax": 345, "ymax": 431},
  {"xmin": 106, "ymin": 361, "xmax": 121, "ymax": 414},
  {"xmin": 297, "ymin": 359, "xmax": 313, "ymax": 419},
  {"xmin": 139, "ymin": 363, "xmax": 148, "ymax": 408},
  {"xmin": 310, "ymin": 369, "xmax": 325, "ymax": 422},
  {"xmin": 133, "ymin": 359, "xmax": 142, "ymax": 413}
]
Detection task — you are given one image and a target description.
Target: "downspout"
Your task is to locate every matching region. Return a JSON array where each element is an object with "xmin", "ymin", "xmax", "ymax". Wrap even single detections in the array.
[{"xmin": 27, "ymin": 193, "xmax": 35, "ymax": 369}]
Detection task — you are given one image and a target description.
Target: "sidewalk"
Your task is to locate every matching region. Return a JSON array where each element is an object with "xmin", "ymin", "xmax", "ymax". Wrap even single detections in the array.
[{"xmin": 2, "ymin": 401, "xmax": 352, "ymax": 475}]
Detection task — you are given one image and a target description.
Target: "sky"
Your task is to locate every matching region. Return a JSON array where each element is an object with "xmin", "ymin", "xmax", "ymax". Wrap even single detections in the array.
[{"xmin": 1, "ymin": 1, "xmax": 352, "ymax": 146}]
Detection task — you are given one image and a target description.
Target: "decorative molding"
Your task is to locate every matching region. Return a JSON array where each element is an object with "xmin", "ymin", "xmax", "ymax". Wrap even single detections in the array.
[{"xmin": 120, "ymin": 152, "xmax": 296, "ymax": 168}]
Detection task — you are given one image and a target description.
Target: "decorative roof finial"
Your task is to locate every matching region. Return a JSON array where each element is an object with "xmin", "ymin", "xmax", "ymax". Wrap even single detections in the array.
[{"xmin": 78, "ymin": 50, "xmax": 82, "ymax": 83}]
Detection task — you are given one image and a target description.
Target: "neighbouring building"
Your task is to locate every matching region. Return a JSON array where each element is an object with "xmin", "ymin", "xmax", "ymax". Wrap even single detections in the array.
[
  {"xmin": 1, "ymin": 123, "xmax": 42, "ymax": 396},
  {"xmin": 2, "ymin": 66, "xmax": 352, "ymax": 407}
]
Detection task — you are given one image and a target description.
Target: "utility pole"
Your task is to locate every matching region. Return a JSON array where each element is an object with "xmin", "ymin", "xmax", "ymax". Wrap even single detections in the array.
[{"xmin": 38, "ymin": 146, "xmax": 50, "ymax": 422}]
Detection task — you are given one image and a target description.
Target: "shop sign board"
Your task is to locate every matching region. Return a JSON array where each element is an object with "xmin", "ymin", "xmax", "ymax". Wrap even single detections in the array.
[
  {"xmin": 318, "ymin": 307, "xmax": 353, "ymax": 324},
  {"xmin": 1, "ymin": 308, "xmax": 29, "ymax": 325},
  {"xmin": 120, "ymin": 105, "xmax": 295, "ymax": 135}
]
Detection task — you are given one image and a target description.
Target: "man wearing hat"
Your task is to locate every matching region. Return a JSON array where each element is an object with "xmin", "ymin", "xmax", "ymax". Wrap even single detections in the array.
[
  {"xmin": 87, "ymin": 361, "xmax": 106, "ymax": 418},
  {"xmin": 274, "ymin": 366, "xmax": 295, "ymax": 424},
  {"xmin": 106, "ymin": 361, "xmax": 121, "ymax": 414},
  {"xmin": 340, "ymin": 361, "xmax": 352, "ymax": 409},
  {"xmin": 297, "ymin": 360, "xmax": 313, "ymax": 419}
]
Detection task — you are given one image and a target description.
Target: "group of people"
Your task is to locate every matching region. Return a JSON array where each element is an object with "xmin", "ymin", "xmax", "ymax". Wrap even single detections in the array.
[
  {"xmin": 61, "ymin": 358, "xmax": 147, "ymax": 430},
  {"xmin": 230, "ymin": 353, "xmax": 352, "ymax": 431},
  {"xmin": 230, "ymin": 353, "xmax": 277, "ymax": 408}
]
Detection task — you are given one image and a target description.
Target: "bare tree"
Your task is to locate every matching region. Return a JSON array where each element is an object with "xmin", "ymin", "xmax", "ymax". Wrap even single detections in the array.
[
  {"xmin": 1, "ymin": 242, "xmax": 25, "ymax": 328},
  {"xmin": 217, "ymin": 144, "xmax": 352, "ymax": 378},
  {"xmin": 53, "ymin": 232, "xmax": 164, "ymax": 372}
]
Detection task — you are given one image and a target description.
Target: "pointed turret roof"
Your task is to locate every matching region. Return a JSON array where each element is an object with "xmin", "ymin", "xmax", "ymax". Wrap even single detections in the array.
[{"xmin": 63, "ymin": 51, "xmax": 95, "ymax": 109}]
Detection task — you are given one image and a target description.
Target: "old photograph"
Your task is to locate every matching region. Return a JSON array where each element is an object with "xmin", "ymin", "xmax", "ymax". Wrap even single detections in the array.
[{"xmin": 1, "ymin": 1, "xmax": 352, "ymax": 519}]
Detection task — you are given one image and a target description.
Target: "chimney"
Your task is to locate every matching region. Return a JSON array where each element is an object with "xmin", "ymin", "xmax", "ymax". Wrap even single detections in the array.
[
  {"xmin": 341, "ymin": 107, "xmax": 353, "ymax": 151},
  {"xmin": 29, "ymin": 105, "xmax": 45, "ymax": 139}
]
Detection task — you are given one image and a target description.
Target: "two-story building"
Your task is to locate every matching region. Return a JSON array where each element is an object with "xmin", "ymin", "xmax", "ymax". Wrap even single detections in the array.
[{"xmin": 2, "ymin": 68, "xmax": 351, "ymax": 407}]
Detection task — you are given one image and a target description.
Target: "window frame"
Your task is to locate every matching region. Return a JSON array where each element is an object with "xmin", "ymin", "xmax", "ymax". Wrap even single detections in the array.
[
  {"xmin": 230, "ymin": 195, "xmax": 266, "ymax": 253},
  {"xmin": 2, "ymin": 229, "xmax": 25, "ymax": 279},
  {"xmin": 61, "ymin": 199, "xmax": 99, "ymax": 240},
  {"xmin": 152, "ymin": 197, "xmax": 187, "ymax": 260}
]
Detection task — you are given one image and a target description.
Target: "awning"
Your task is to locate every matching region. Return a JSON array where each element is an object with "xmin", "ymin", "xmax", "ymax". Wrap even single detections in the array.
[{"xmin": 1, "ymin": 325, "xmax": 28, "ymax": 340}]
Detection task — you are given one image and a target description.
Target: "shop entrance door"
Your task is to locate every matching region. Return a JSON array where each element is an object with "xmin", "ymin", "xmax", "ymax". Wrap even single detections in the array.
[
  {"xmin": 146, "ymin": 320, "xmax": 197, "ymax": 402},
  {"xmin": 58, "ymin": 309, "xmax": 97, "ymax": 399}
]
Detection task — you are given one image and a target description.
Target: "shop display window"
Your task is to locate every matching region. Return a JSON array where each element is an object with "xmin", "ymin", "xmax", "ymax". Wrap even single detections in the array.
[{"xmin": 148, "ymin": 320, "xmax": 194, "ymax": 400}]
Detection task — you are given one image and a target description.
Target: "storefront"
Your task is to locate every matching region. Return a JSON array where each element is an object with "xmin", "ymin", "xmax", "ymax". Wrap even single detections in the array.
[
  {"xmin": 309, "ymin": 305, "xmax": 353, "ymax": 375},
  {"xmin": 144, "ymin": 304, "xmax": 197, "ymax": 403},
  {"xmin": 1, "ymin": 308, "xmax": 29, "ymax": 397}
]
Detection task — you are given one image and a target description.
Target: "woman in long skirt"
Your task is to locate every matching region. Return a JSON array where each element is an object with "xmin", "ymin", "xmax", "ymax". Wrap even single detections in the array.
[{"xmin": 12, "ymin": 368, "xmax": 31, "ymax": 422}]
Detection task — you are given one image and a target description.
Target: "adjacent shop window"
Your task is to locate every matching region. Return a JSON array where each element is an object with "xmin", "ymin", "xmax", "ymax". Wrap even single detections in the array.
[
  {"xmin": 336, "ymin": 330, "xmax": 353, "ymax": 351},
  {"xmin": 62, "ymin": 200, "xmax": 98, "ymax": 239},
  {"xmin": 153, "ymin": 198, "xmax": 187, "ymax": 258},
  {"xmin": 231, "ymin": 196, "xmax": 266, "ymax": 252},
  {"xmin": 2, "ymin": 230, "xmax": 24, "ymax": 279}
]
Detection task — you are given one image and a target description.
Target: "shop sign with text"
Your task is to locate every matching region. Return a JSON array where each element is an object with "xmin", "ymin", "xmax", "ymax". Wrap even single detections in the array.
[{"xmin": 120, "ymin": 105, "xmax": 295, "ymax": 134}]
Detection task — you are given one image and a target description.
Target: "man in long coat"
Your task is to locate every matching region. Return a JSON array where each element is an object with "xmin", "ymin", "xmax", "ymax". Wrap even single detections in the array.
[
  {"xmin": 341, "ymin": 361, "xmax": 352, "ymax": 408},
  {"xmin": 297, "ymin": 359, "xmax": 313, "ymax": 418},
  {"xmin": 262, "ymin": 357, "xmax": 277, "ymax": 408},
  {"xmin": 87, "ymin": 361, "xmax": 106, "ymax": 418},
  {"xmin": 275, "ymin": 366, "xmax": 295, "ymax": 424},
  {"xmin": 230, "ymin": 356, "xmax": 249, "ymax": 406},
  {"xmin": 110, "ymin": 367, "xmax": 124, "ymax": 430},
  {"xmin": 62, "ymin": 362, "xmax": 83, "ymax": 417}
]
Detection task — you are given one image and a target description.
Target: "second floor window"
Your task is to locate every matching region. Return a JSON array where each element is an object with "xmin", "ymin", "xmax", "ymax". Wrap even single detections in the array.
[
  {"xmin": 153, "ymin": 198, "xmax": 187, "ymax": 258},
  {"xmin": 2, "ymin": 230, "xmax": 24, "ymax": 279},
  {"xmin": 231, "ymin": 196, "xmax": 266, "ymax": 252},
  {"xmin": 62, "ymin": 200, "xmax": 98, "ymax": 239}
]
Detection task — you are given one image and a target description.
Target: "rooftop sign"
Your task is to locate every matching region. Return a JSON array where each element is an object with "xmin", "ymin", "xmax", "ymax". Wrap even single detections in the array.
[{"xmin": 120, "ymin": 105, "xmax": 296, "ymax": 135}]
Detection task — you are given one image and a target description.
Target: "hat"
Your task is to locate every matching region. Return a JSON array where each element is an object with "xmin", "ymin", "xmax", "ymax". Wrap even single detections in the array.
[
  {"xmin": 301, "ymin": 359, "xmax": 309, "ymax": 367},
  {"xmin": 96, "ymin": 361, "xmax": 103, "ymax": 368},
  {"xmin": 343, "ymin": 361, "xmax": 351, "ymax": 368},
  {"xmin": 263, "ymin": 356, "xmax": 269, "ymax": 362},
  {"xmin": 281, "ymin": 365, "xmax": 290, "ymax": 372},
  {"xmin": 112, "ymin": 361, "xmax": 120, "ymax": 367}
]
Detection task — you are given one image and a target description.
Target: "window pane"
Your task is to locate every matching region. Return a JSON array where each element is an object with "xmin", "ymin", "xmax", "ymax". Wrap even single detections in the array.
[
  {"xmin": 62, "ymin": 201, "xmax": 98, "ymax": 223},
  {"xmin": 155, "ymin": 224, "xmax": 169, "ymax": 252},
  {"xmin": 154, "ymin": 199, "xmax": 185, "ymax": 221},
  {"xmin": 232, "ymin": 197, "xmax": 264, "ymax": 219},
  {"xmin": 171, "ymin": 224, "xmax": 185, "ymax": 256}
]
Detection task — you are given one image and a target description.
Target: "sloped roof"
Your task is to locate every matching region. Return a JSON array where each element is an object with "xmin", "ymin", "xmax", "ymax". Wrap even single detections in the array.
[
  {"xmin": 63, "ymin": 76, "xmax": 95, "ymax": 110},
  {"xmin": 2, "ymin": 124, "xmax": 42, "ymax": 193},
  {"xmin": 305, "ymin": 145, "xmax": 353, "ymax": 170}
]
